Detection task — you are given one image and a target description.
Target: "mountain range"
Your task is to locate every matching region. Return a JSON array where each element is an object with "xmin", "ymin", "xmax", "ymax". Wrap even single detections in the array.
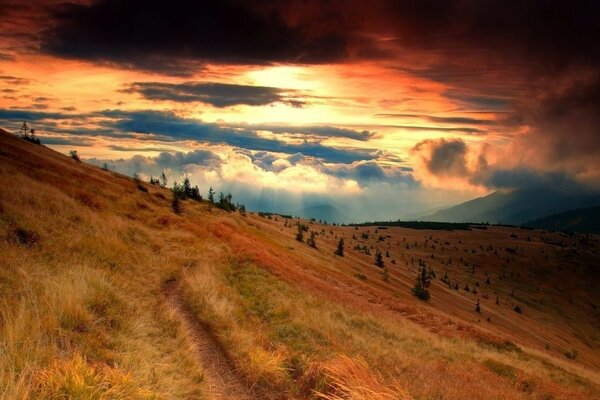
[{"xmin": 421, "ymin": 189, "xmax": 600, "ymax": 227}]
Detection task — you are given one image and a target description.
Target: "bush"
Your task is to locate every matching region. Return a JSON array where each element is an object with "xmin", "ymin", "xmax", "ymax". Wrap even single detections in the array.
[
  {"xmin": 334, "ymin": 238, "xmax": 344, "ymax": 256},
  {"xmin": 565, "ymin": 349, "xmax": 578, "ymax": 359},
  {"xmin": 374, "ymin": 249, "xmax": 384, "ymax": 268},
  {"xmin": 133, "ymin": 173, "xmax": 148, "ymax": 192},
  {"xmin": 307, "ymin": 231, "xmax": 317, "ymax": 248},
  {"xmin": 69, "ymin": 150, "xmax": 81, "ymax": 162},
  {"xmin": 514, "ymin": 305, "xmax": 522, "ymax": 314},
  {"xmin": 296, "ymin": 225, "xmax": 304, "ymax": 242},
  {"xmin": 7, "ymin": 226, "xmax": 39, "ymax": 246}
]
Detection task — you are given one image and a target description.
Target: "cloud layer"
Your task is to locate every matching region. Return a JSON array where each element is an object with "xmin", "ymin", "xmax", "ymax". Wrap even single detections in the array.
[{"xmin": 126, "ymin": 81, "xmax": 304, "ymax": 108}]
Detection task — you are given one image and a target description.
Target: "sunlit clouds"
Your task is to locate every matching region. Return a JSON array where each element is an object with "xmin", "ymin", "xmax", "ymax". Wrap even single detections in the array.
[{"xmin": 0, "ymin": 0, "xmax": 598, "ymax": 218}]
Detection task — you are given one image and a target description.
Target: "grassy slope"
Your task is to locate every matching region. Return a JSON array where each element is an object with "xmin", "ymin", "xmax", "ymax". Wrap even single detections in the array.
[{"xmin": 1, "ymin": 130, "xmax": 599, "ymax": 399}]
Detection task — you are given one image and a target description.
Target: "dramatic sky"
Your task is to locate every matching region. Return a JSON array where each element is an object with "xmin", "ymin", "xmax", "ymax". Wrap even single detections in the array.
[{"xmin": 0, "ymin": 0, "xmax": 598, "ymax": 220}]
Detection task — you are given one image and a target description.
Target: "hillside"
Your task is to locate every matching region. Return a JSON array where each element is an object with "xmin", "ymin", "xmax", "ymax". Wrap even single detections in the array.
[
  {"xmin": 294, "ymin": 204, "xmax": 348, "ymax": 224},
  {"xmin": 525, "ymin": 207, "xmax": 600, "ymax": 234},
  {"xmin": 422, "ymin": 189, "xmax": 600, "ymax": 225},
  {"xmin": 1, "ymin": 129, "xmax": 600, "ymax": 399}
]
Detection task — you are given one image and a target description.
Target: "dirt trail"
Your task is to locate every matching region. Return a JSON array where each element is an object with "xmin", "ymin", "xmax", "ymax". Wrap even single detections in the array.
[{"xmin": 163, "ymin": 277, "xmax": 257, "ymax": 400}]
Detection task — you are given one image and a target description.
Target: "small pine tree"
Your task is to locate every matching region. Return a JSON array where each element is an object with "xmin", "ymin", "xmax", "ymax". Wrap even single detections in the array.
[
  {"xmin": 101, "ymin": 163, "xmax": 109, "ymax": 171},
  {"xmin": 307, "ymin": 231, "xmax": 317, "ymax": 248},
  {"xmin": 208, "ymin": 187, "xmax": 215, "ymax": 203},
  {"xmin": 296, "ymin": 224, "xmax": 304, "ymax": 242},
  {"xmin": 171, "ymin": 188, "xmax": 181, "ymax": 214},
  {"xmin": 160, "ymin": 171, "xmax": 167, "ymax": 187},
  {"xmin": 334, "ymin": 238, "xmax": 344, "ymax": 256},
  {"xmin": 19, "ymin": 121, "xmax": 28, "ymax": 137},
  {"xmin": 475, "ymin": 298, "xmax": 481, "ymax": 313},
  {"xmin": 412, "ymin": 265, "xmax": 434, "ymax": 300},
  {"xmin": 374, "ymin": 249, "xmax": 384, "ymax": 268}
]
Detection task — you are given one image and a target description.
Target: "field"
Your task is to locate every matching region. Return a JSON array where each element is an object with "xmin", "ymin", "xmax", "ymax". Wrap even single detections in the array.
[{"xmin": 1, "ymin": 129, "xmax": 599, "ymax": 399}]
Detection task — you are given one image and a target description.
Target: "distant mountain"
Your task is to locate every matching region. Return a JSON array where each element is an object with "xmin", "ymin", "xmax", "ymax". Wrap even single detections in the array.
[
  {"xmin": 295, "ymin": 204, "xmax": 348, "ymax": 224},
  {"xmin": 524, "ymin": 206, "xmax": 600, "ymax": 233},
  {"xmin": 421, "ymin": 189, "xmax": 600, "ymax": 225}
]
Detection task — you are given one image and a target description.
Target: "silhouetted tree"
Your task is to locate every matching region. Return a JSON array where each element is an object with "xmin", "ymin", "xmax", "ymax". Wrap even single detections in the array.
[
  {"xmin": 101, "ymin": 163, "xmax": 109, "ymax": 171},
  {"xmin": 182, "ymin": 176, "xmax": 201, "ymax": 201},
  {"xmin": 208, "ymin": 187, "xmax": 215, "ymax": 203},
  {"xmin": 18, "ymin": 122, "xmax": 41, "ymax": 144},
  {"xmin": 160, "ymin": 171, "xmax": 167, "ymax": 187},
  {"xmin": 475, "ymin": 298, "xmax": 481, "ymax": 313},
  {"xmin": 69, "ymin": 150, "xmax": 80, "ymax": 162},
  {"xmin": 334, "ymin": 238, "xmax": 344, "ymax": 256},
  {"xmin": 19, "ymin": 121, "xmax": 28, "ymax": 137}
]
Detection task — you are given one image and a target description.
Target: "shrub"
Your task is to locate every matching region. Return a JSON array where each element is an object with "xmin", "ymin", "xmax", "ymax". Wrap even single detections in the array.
[
  {"xmin": 7, "ymin": 226, "xmax": 39, "ymax": 246},
  {"xmin": 334, "ymin": 238, "xmax": 344, "ymax": 256},
  {"xmin": 133, "ymin": 173, "xmax": 148, "ymax": 192},
  {"xmin": 307, "ymin": 231, "xmax": 317, "ymax": 248},
  {"xmin": 374, "ymin": 249, "xmax": 384, "ymax": 268},
  {"xmin": 69, "ymin": 150, "xmax": 81, "ymax": 162},
  {"xmin": 565, "ymin": 349, "xmax": 578, "ymax": 359},
  {"xmin": 296, "ymin": 225, "xmax": 304, "ymax": 242},
  {"xmin": 514, "ymin": 305, "xmax": 522, "ymax": 314}
]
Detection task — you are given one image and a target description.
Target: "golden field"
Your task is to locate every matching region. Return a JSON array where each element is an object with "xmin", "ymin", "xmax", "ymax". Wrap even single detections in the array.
[{"xmin": 1, "ymin": 130, "xmax": 599, "ymax": 399}]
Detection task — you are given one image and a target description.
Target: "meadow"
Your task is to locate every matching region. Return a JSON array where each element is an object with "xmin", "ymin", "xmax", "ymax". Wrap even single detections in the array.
[{"xmin": 1, "ymin": 130, "xmax": 599, "ymax": 399}]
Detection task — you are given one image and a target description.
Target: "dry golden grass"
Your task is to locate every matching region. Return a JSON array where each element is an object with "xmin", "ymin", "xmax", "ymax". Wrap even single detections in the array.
[{"xmin": 1, "ymin": 130, "xmax": 599, "ymax": 399}]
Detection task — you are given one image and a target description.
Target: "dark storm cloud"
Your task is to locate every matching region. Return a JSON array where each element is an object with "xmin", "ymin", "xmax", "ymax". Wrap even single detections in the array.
[
  {"xmin": 516, "ymin": 75, "xmax": 600, "ymax": 168},
  {"xmin": 384, "ymin": 0, "xmax": 600, "ymax": 72},
  {"xmin": 38, "ymin": 135, "xmax": 94, "ymax": 146},
  {"xmin": 126, "ymin": 81, "xmax": 304, "ymax": 108},
  {"xmin": 99, "ymin": 110, "xmax": 375, "ymax": 163},
  {"xmin": 0, "ymin": 108, "xmax": 73, "ymax": 121},
  {"xmin": 413, "ymin": 138, "xmax": 468, "ymax": 177},
  {"xmin": 40, "ymin": 0, "xmax": 358, "ymax": 75},
  {"xmin": 0, "ymin": 108, "xmax": 375, "ymax": 164},
  {"xmin": 412, "ymin": 137, "xmax": 599, "ymax": 191}
]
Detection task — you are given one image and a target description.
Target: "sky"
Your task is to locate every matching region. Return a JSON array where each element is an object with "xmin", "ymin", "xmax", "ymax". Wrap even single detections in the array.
[{"xmin": 0, "ymin": 0, "xmax": 598, "ymax": 220}]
